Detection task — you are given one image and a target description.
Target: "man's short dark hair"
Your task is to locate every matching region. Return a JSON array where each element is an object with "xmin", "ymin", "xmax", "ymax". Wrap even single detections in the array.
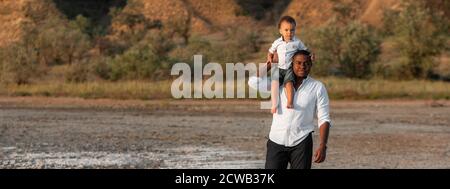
[
  {"xmin": 293, "ymin": 50, "xmax": 311, "ymax": 60},
  {"xmin": 278, "ymin": 16, "xmax": 296, "ymax": 28}
]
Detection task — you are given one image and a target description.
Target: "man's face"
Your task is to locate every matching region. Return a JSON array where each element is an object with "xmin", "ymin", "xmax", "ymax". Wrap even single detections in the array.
[
  {"xmin": 279, "ymin": 21, "xmax": 296, "ymax": 41},
  {"xmin": 292, "ymin": 54, "xmax": 312, "ymax": 78}
]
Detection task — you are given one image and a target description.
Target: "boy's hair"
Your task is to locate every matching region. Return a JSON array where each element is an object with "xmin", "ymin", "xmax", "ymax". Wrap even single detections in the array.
[{"xmin": 278, "ymin": 16, "xmax": 296, "ymax": 28}]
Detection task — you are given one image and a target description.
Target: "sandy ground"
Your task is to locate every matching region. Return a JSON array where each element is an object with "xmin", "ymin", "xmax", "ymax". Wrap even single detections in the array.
[{"xmin": 0, "ymin": 97, "xmax": 449, "ymax": 169}]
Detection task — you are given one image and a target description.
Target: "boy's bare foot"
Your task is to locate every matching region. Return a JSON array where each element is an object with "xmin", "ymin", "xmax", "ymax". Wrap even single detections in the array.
[{"xmin": 271, "ymin": 107, "xmax": 277, "ymax": 114}]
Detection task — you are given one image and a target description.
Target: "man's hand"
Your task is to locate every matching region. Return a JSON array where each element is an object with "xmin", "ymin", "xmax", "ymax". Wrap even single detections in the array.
[
  {"xmin": 315, "ymin": 122, "xmax": 330, "ymax": 163},
  {"xmin": 314, "ymin": 144, "xmax": 327, "ymax": 163}
]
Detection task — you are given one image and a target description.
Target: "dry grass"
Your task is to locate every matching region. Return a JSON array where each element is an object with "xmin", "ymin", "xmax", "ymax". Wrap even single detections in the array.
[
  {"xmin": 0, "ymin": 80, "xmax": 173, "ymax": 100},
  {"xmin": 321, "ymin": 77, "xmax": 450, "ymax": 100},
  {"xmin": 0, "ymin": 77, "xmax": 449, "ymax": 100}
]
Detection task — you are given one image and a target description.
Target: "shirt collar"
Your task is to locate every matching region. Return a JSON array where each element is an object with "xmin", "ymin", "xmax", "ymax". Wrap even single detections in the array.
[
  {"xmin": 280, "ymin": 36, "xmax": 297, "ymax": 42},
  {"xmin": 304, "ymin": 75, "xmax": 310, "ymax": 81},
  {"xmin": 295, "ymin": 76, "xmax": 310, "ymax": 89},
  {"xmin": 298, "ymin": 75, "xmax": 310, "ymax": 82}
]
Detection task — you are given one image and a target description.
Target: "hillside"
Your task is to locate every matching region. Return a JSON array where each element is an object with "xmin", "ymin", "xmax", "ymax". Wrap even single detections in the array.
[
  {"xmin": 283, "ymin": 0, "xmax": 402, "ymax": 28},
  {"xmin": 0, "ymin": 0, "xmax": 26, "ymax": 47},
  {"xmin": 0, "ymin": 0, "xmax": 63, "ymax": 47},
  {"xmin": 0, "ymin": 0, "xmax": 258, "ymax": 47},
  {"xmin": 0, "ymin": 0, "xmax": 447, "ymax": 74},
  {"xmin": 119, "ymin": 0, "xmax": 255, "ymax": 34},
  {"xmin": 284, "ymin": 0, "xmax": 448, "ymax": 28},
  {"xmin": 0, "ymin": 0, "xmax": 405, "ymax": 46},
  {"xmin": 1, "ymin": 0, "xmax": 445, "ymax": 47}
]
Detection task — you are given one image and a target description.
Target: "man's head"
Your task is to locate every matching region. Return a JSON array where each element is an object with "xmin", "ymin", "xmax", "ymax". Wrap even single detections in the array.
[
  {"xmin": 292, "ymin": 50, "xmax": 312, "ymax": 78},
  {"xmin": 278, "ymin": 16, "xmax": 296, "ymax": 42}
]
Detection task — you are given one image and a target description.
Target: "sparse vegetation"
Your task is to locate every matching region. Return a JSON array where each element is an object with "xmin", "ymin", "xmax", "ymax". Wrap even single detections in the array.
[
  {"xmin": 0, "ymin": 0, "xmax": 448, "ymax": 100},
  {"xmin": 0, "ymin": 40, "xmax": 40, "ymax": 84},
  {"xmin": 304, "ymin": 3, "xmax": 381, "ymax": 78},
  {"xmin": 377, "ymin": 0, "xmax": 449, "ymax": 80},
  {"xmin": 1, "ymin": 78, "xmax": 449, "ymax": 100}
]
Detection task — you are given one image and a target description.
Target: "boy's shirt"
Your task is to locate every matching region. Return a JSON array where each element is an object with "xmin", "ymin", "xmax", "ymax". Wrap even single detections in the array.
[{"xmin": 269, "ymin": 36, "xmax": 307, "ymax": 69}]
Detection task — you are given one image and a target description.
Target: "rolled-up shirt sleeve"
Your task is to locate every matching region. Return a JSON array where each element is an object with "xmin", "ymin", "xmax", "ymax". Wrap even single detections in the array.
[{"xmin": 316, "ymin": 83, "xmax": 331, "ymax": 128}]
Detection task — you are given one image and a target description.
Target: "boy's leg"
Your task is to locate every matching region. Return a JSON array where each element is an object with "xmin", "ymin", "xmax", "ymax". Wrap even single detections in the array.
[
  {"xmin": 285, "ymin": 81, "xmax": 294, "ymax": 109},
  {"xmin": 284, "ymin": 67, "xmax": 295, "ymax": 109},
  {"xmin": 271, "ymin": 80, "xmax": 279, "ymax": 114},
  {"xmin": 270, "ymin": 66, "xmax": 280, "ymax": 114}
]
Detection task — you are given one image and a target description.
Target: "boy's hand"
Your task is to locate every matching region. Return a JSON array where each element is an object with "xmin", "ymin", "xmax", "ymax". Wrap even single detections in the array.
[
  {"xmin": 266, "ymin": 58, "xmax": 272, "ymax": 65},
  {"xmin": 311, "ymin": 53, "xmax": 316, "ymax": 62},
  {"xmin": 267, "ymin": 53, "xmax": 274, "ymax": 64}
]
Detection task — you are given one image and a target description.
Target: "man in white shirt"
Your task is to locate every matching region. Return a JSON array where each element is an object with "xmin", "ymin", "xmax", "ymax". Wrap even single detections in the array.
[{"xmin": 265, "ymin": 50, "xmax": 331, "ymax": 169}]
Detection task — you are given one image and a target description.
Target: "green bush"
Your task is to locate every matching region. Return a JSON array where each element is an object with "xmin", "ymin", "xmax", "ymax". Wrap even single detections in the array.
[
  {"xmin": 340, "ymin": 22, "xmax": 381, "ymax": 78},
  {"xmin": 381, "ymin": 0, "xmax": 448, "ymax": 79},
  {"xmin": 169, "ymin": 35, "xmax": 213, "ymax": 64},
  {"xmin": 92, "ymin": 56, "xmax": 113, "ymax": 80},
  {"xmin": 371, "ymin": 56, "xmax": 412, "ymax": 80},
  {"xmin": 303, "ymin": 24, "xmax": 340, "ymax": 77},
  {"xmin": 65, "ymin": 60, "xmax": 91, "ymax": 83},
  {"xmin": 94, "ymin": 28, "xmax": 176, "ymax": 81},
  {"xmin": 21, "ymin": 1, "xmax": 92, "ymax": 66},
  {"xmin": 93, "ymin": 46, "xmax": 171, "ymax": 82},
  {"xmin": 105, "ymin": 7, "xmax": 162, "ymax": 56},
  {"xmin": 169, "ymin": 27, "xmax": 262, "ymax": 66},
  {"xmin": 108, "ymin": 42, "xmax": 163, "ymax": 81},
  {"xmin": 0, "ymin": 42, "xmax": 40, "ymax": 84},
  {"xmin": 305, "ymin": 19, "xmax": 381, "ymax": 78},
  {"xmin": 22, "ymin": 16, "xmax": 91, "ymax": 66},
  {"xmin": 220, "ymin": 26, "xmax": 262, "ymax": 62}
]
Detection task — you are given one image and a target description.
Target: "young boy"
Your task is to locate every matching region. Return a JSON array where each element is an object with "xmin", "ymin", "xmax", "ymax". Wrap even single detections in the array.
[{"xmin": 266, "ymin": 16, "xmax": 309, "ymax": 114}]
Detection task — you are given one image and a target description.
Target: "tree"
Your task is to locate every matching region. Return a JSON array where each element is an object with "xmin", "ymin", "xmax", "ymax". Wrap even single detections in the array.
[
  {"xmin": 0, "ymin": 41, "xmax": 39, "ymax": 84},
  {"xmin": 340, "ymin": 22, "xmax": 381, "ymax": 78},
  {"xmin": 21, "ymin": 15, "xmax": 91, "ymax": 66},
  {"xmin": 302, "ymin": 0, "xmax": 382, "ymax": 78},
  {"xmin": 305, "ymin": 19, "xmax": 381, "ymax": 78},
  {"xmin": 387, "ymin": 0, "xmax": 448, "ymax": 79}
]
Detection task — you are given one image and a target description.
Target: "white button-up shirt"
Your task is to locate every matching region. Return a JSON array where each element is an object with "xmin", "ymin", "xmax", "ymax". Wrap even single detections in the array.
[
  {"xmin": 269, "ymin": 76, "xmax": 331, "ymax": 147},
  {"xmin": 269, "ymin": 36, "xmax": 307, "ymax": 69}
]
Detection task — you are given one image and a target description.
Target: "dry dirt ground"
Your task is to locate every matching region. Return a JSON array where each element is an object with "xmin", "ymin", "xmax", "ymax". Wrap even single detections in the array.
[{"xmin": 0, "ymin": 97, "xmax": 449, "ymax": 169}]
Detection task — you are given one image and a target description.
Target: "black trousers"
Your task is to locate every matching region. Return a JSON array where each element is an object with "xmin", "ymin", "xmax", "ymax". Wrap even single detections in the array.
[{"xmin": 265, "ymin": 133, "xmax": 313, "ymax": 169}]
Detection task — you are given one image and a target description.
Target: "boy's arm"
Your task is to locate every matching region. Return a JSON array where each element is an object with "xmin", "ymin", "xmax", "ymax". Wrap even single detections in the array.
[
  {"xmin": 268, "ymin": 40, "xmax": 278, "ymax": 63},
  {"xmin": 263, "ymin": 40, "xmax": 277, "ymax": 77},
  {"xmin": 257, "ymin": 52, "xmax": 273, "ymax": 77},
  {"xmin": 267, "ymin": 52, "xmax": 274, "ymax": 63}
]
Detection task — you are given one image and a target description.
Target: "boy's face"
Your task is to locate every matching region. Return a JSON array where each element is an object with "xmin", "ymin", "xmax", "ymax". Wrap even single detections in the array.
[{"xmin": 279, "ymin": 21, "xmax": 296, "ymax": 41}]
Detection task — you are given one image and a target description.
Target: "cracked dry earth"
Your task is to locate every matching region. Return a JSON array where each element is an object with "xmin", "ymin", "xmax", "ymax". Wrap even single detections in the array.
[{"xmin": 0, "ymin": 97, "xmax": 449, "ymax": 169}]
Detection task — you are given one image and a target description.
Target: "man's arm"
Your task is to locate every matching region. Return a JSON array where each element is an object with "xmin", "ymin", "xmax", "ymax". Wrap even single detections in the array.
[
  {"xmin": 314, "ymin": 122, "xmax": 330, "ymax": 163},
  {"xmin": 315, "ymin": 83, "xmax": 331, "ymax": 163}
]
